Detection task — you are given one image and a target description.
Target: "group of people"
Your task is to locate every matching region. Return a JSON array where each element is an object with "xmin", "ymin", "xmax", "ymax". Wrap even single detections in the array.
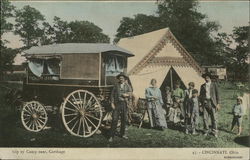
[{"xmin": 108, "ymin": 72, "xmax": 244, "ymax": 142}]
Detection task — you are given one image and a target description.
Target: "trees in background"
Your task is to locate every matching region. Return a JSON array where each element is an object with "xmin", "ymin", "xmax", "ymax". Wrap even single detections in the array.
[
  {"xmin": 14, "ymin": 5, "xmax": 45, "ymax": 48},
  {"xmin": 227, "ymin": 26, "xmax": 249, "ymax": 81},
  {"xmin": 48, "ymin": 17, "xmax": 110, "ymax": 44},
  {"xmin": 0, "ymin": 0, "xmax": 17, "ymax": 80},
  {"xmin": 115, "ymin": 0, "xmax": 221, "ymax": 65},
  {"xmin": 14, "ymin": 5, "xmax": 110, "ymax": 47}
]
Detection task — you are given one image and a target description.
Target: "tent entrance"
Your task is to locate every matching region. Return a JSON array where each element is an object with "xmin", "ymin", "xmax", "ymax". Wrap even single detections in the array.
[{"xmin": 160, "ymin": 66, "xmax": 186, "ymax": 93}]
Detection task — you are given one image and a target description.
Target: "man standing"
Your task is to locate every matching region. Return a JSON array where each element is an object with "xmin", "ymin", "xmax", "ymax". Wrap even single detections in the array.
[
  {"xmin": 109, "ymin": 72, "xmax": 132, "ymax": 142},
  {"xmin": 199, "ymin": 72, "xmax": 220, "ymax": 137}
]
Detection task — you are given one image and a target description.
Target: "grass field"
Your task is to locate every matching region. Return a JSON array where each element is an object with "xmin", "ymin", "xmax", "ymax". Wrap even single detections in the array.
[{"xmin": 0, "ymin": 82, "xmax": 249, "ymax": 148}]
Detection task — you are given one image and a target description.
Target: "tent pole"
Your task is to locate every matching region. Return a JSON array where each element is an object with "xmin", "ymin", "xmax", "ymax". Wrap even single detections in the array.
[{"xmin": 170, "ymin": 67, "xmax": 173, "ymax": 91}]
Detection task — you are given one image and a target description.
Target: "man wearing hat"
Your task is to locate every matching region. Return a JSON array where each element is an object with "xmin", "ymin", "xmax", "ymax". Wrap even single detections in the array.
[
  {"xmin": 109, "ymin": 72, "xmax": 132, "ymax": 142},
  {"xmin": 199, "ymin": 72, "xmax": 220, "ymax": 137}
]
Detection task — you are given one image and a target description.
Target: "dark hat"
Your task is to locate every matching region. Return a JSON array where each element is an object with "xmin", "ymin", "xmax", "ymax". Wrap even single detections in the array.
[
  {"xmin": 202, "ymin": 72, "xmax": 212, "ymax": 79},
  {"xmin": 116, "ymin": 72, "xmax": 128, "ymax": 79},
  {"xmin": 192, "ymin": 89, "xmax": 198, "ymax": 94}
]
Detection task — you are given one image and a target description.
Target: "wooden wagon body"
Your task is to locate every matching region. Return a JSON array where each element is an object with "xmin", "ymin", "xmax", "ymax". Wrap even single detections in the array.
[{"xmin": 20, "ymin": 43, "xmax": 134, "ymax": 137}]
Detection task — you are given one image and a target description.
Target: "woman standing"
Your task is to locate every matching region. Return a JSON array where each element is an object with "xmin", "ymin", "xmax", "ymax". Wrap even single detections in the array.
[{"xmin": 145, "ymin": 79, "xmax": 168, "ymax": 130}]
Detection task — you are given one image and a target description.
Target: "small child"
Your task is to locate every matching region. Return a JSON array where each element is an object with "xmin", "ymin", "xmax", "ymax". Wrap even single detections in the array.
[
  {"xmin": 184, "ymin": 89, "xmax": 200, "ymax": 135},
  {"xmin": 231, "ymin": 97, "xmax": 244, "ymax": 135}
]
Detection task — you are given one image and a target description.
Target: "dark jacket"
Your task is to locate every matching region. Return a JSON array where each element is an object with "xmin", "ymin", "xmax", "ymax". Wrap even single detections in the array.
[
  {"xmin": 199, "ymin": 82, "xmax": 220, "ymax": 107},
  {"xmin": 111, "ymin": 82, "xmax": 132, "ymax": 104}
]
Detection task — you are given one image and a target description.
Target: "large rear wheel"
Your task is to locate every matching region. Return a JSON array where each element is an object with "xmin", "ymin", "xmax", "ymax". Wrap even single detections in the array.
[{"xmin": 61, "ymin": 90, "xmax": 102, "ymax": 137}]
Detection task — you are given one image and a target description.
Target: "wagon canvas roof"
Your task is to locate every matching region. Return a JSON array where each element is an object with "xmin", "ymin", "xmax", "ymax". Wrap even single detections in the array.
[
  {"xmin": 117, "ymin": 28, "xmax": 204, "ymax": 98},
  {"xmin": 24, "ymin": 43, "xmax": 134, "ymax": 57}
]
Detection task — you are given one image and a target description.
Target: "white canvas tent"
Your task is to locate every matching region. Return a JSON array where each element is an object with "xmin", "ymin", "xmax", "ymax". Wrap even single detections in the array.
[{"xmin": 117, "ymin": 28, "xmax": 204, "ymax": 98}]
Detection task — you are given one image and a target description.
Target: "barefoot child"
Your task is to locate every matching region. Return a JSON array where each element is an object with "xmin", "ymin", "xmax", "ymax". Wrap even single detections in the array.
[{"xmin": 231, "ymin": 97, "xmax": 244, "ymax": 135}]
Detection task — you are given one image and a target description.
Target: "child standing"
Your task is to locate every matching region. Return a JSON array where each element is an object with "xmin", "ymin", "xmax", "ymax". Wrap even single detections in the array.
[
  {"xmin": 184, "ymin": 89, "xmax": 199, "ymax": 134},
  {"xmin": 231, "ymin": 97, "xmax": 244, "ymax": 135},
  {"xmin": 184, "ymin": 82, "xmax": 195, "ymax": 134},
  {"xmin": 190, "ymin": 89, "xmax": 200, "ymax": 135}
]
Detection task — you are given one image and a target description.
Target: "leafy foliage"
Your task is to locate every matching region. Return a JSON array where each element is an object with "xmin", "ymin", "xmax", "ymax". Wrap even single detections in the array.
[
  {"xmin": 41, "ymin": 17, "xmax": 110, "ymax": 44},
  {"xmin": 227, "ymin": 26, "xmax": 249, "ymax": 81},
  {"xmin": 0, "ymin": 0, "xmax": 17, "ymax": 80},
  {"xmin": 14, "ymin": 5, "xmax": 45, "ymax": 48},
  {"xmin": 115, "ymin": 0, "xmax": 222, "ymax": 65}
]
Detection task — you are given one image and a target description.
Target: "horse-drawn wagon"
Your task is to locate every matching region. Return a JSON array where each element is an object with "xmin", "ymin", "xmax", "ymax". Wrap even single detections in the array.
[{"xmin": 18, "ymin": 43, "xmax": 136, "ymax": 137}]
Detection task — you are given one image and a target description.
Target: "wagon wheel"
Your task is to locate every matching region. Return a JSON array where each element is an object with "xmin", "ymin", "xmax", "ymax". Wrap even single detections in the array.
[
  {"xmin": 61, "ymin": 90, "xmax": 103, "ymax": 137},
  {"xmin": 21, "ymin": 101, "xmax": 48, "ymax": 132}
]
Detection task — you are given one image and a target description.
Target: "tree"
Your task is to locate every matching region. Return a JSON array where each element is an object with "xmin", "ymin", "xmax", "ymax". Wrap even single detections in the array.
[
  {"xmin": 228, "ymin": 26, "xmax": 249, "ymax": 81},
  {"xmin": 14, "ymin": 5, "xmax": 45, "ymax": 48},
  {"xmin": 51, "ymin": 17, "xmax": 110, "ymax": 43},
  {"xmin": 0, "ymin": 0, "xmax": 17, "ymax": 80},
  {"xmin": 0, "ymin": 0, "xmax": 15, "ymax": 39},
  {"xmin": 115, "ymin": 0, "xmax": 222, "ymax": 65},
  {"xmin": 67, "ymin": 20, "xmax": 110, "ymax": 43},
  {"xmin": 114, "ymin": 14, "xmax": 161, "ymax": 42}
]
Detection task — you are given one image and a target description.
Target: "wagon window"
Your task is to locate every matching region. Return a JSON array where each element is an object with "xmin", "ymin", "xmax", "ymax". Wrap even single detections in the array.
[
  {"xmin": 28, "ymin": 58, "xmax": 60, "ymax": 77},
  {"xmin": 105, "ymin": 56, "xmax": 125, "ymax": 76},
  {"xmin": 28, "ymin": 59, "xmax": 44, "ymax": 77}
]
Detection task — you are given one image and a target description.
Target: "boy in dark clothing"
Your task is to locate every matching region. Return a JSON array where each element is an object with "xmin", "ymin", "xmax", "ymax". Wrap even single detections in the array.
[{"xmin": 184, "ymin": 89, "xmax": 199, "ymax": 134}]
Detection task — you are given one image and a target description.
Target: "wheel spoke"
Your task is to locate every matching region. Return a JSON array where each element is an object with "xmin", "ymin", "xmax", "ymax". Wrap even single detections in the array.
[
  {"xmin": 83, "ymin": 117, "xmax": 91, "ymax": 133},
  {"xmin": 77, "ymin": 117, "xmax": 82, "ymax": 135},
  {"xmin": 64, "ymin": 106, "xmax": 77, "ymax": 112},
  {"xmin": 72, "ymin": 94, "xmax": 81, "ymax": 109},
  {"xmin": 66, "ymin": 99, "xmax": 79, "ymax": 111},
  {"xmin": 66, "ymin": 116, "xmax": 78, "ymax": 125},
  {"xmin": 70, "ymin": 119, "xmax": 79, "ymax": 132},
  {"xmin": 35, "ymin": 119, "xmax": 43, "ymax": 129},
  {"xmin": 39, "ymin": 115, "xmax": 47, "ymax": 120},
  {"xmin": 77, "ymin": 91, "xmax": 83, "ymax": 109},
  {"xmin": 31, "ymin": 121, "xmax": 35, "ymax": 130},
  {"xmin": 85, "ymin": 104, "xmax": 100, "ymax": 112},
  {"xmin": 33, "ymin": 120, "xmax": 38, "ymax": 131},
  {"xmin": 26, "ymin": 105, "xmax": 33, "ymax": 114},
  {"xmin": 85, "ymin": 116, "xmax": 97, "ymax": 129},
  {"xmin": 23, "ymin": 108, "xmax": 32, "ymax": 114},
  {"xmin": 23, "ymin": 117, "xmax": 31, "ymax": 124},
  {"xmin": 85, "ymin": 96, "xmax": 93, "ymax": 109},
  {"xmin": 83, "ymin": 92, "xmax": 87, "ymax": 106},
  {"xmin": 64, "ymin": 113, "xmax": 78, "ymax": 117},
  {"xmin": 85, "ymin": 113, "xmax": 100, "ymax": 121},
  {"xmin": 37, "ymin": 118, "xmax": 46, "ymax": 125},
  {"xmin": 82, "ymin": 118, "xmax": 85, "ymax": 136}
]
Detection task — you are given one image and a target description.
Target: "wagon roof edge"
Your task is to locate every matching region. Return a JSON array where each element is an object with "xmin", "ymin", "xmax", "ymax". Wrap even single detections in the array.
[{"xmin": 23, "ymin": 43, "xmax": 134, "ymax": 57}]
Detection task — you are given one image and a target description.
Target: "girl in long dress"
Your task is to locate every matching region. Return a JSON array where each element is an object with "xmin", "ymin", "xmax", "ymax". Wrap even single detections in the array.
[{"xmin": 145, "ymin": 79, "xmax": 168, "ymax": 130}]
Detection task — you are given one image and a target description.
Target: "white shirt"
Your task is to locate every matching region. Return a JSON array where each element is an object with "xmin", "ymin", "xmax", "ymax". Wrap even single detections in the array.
[
  {"xmin": 189, "ymin": 89, "xmax": 192, "ymax": 98},
  {"xmin": 205, "ymin": 81, "xmax": 211, "ymax": 99},
  {"xmin": 120, "ymin": 83, "xmax": 125, "ymax": 89}
]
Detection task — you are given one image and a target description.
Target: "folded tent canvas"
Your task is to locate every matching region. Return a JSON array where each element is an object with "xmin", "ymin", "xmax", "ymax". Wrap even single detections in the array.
[{"xmin": 117, "ymin": 28, "xmax": 204, "ymax": 98}]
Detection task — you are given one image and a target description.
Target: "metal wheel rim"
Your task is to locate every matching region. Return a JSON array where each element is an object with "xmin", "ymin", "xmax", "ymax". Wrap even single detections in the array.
[
  {"xmin": 62, "ymin": 90, "xmax": 103, "ymax": 137},
  {"xmin": 21, "ymin": 101, "xmax": 48, "ymax": 132}
]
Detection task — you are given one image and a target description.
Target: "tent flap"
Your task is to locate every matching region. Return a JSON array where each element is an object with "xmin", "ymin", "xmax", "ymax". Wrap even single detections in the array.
[{"xmin": 130, "ymin": 66, "xmax": 170, "ymax": 98}]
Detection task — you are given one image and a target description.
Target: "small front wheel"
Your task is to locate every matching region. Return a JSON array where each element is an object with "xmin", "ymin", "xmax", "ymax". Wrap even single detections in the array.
[{"xmin": 21, "ymin": 101, "xmax": 48, "ymax": 132}]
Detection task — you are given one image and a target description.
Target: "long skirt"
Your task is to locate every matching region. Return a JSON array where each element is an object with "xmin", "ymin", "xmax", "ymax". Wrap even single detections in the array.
[{"xmin": 147, "ymin": 102, "xmax": 168, "ymax": 128}]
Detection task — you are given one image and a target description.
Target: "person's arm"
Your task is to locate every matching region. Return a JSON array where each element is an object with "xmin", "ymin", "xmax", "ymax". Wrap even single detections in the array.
[
  {"xmin": 158, "ymin": 89, "xmax": 164, "ymax": 105},
  {"xmin": 239, "ymin": 105, "xmax": 244, "ymax": 117},
  {"xmin": 180, "ymin": 89, "xmax": 185, "ymax": 102},
  {"xmin": 110, "ymin": 86, "xmax": 116, "ymax": 109},
  {"xmin": 215, "ymin": 83, "xmax": 220, "ymax": 104}
]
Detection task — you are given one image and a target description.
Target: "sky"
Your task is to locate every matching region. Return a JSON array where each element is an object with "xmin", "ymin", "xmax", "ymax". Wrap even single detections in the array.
[{"xmin": 3, "ymin": 1, "xmax": 249, "ymax": 54}]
